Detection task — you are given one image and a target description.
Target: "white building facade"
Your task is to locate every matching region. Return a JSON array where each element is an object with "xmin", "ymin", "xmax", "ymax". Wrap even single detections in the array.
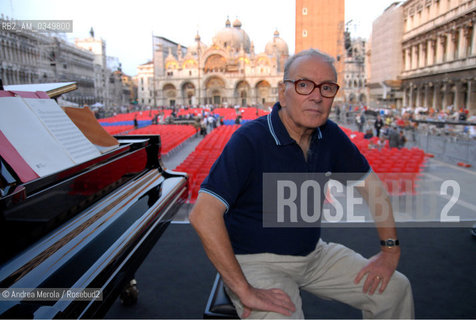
[
  {"xmin": 135, "ymin": 61, "xmax": 154, "ymax": 106},
  {"xmin": 0, "ymin": 17, "xmax": 95, "ymax": 105},
  {"xmin": 367, "ymin": 2, "xmax": 405, "ymax": 108},
  {"xmin": 75, "ymin": 30, "xmax": 109, "ymax": 106},
  {"xmin": 400, "ymin": 0, "xmax": 476, "ymax": 112},
  {"xmin": 0, "ymin": 23, "xmax": 43, "ymax": 85}
]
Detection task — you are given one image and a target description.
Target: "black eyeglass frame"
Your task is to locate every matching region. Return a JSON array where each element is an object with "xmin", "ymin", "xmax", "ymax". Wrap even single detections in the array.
[{"xmin": 283, "ymin": 79, "xmax": 340, "ymax": 98}]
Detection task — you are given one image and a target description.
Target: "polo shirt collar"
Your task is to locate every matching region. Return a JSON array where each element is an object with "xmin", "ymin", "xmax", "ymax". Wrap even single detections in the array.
[{"xmin": 267, "ymin": 102, "xmax": 323, "ymax": 146}]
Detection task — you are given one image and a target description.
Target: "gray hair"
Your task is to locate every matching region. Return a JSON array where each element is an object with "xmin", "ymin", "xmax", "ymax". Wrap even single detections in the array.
[{"xmin": 283, "ymin": 48, "xmax": 337, "ymax": 81}]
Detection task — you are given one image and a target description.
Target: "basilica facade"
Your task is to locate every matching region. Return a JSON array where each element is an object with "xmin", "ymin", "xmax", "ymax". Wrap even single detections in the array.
[{"xmin": 152, "ymin": 18, "xmax": 289, "ymax": 108}]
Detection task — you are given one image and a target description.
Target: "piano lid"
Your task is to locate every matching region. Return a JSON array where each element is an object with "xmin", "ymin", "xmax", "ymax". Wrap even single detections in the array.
[{"xmin": 4, "ymin": 82, "xmax": 78, "ymax": 99}]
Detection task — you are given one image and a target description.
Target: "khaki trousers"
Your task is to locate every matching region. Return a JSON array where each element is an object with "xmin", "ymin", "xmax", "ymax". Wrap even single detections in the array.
[{"xmin": 226, "ymin": 240, "xmax": 414, "ymax": 319}]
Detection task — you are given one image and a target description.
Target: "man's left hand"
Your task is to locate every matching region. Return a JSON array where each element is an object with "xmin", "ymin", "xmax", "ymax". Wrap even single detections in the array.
[{"xmin": 354, "ymin": 249, "xmax": 400, "ymax": 295}]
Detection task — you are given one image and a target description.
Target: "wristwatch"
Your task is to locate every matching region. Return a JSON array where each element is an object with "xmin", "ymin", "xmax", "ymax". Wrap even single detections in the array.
[{"xmin": 380, "ymin": 239, "xmax": 400, "ymax": 247}]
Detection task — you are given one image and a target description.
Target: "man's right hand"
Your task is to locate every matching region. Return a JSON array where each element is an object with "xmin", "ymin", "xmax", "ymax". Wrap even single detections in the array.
[
  {"xmin": 190, "ymin": 193, "xmax": 296, "ymax": 318},
  {"xmin": 238, "ymin": 286, "xmax": 296, "ymax": 318}
]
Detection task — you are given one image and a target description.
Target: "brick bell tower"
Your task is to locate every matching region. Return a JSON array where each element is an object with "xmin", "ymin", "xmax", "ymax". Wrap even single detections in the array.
[{"xmin": 295, "ymin": 0, "xmax": 345, "ymax": 100}]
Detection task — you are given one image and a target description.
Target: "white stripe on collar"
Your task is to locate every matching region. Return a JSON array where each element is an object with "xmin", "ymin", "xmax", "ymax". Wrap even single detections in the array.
[{"xmin": 267, "ymin": 113, "xmax": 281, "ymax": 145}]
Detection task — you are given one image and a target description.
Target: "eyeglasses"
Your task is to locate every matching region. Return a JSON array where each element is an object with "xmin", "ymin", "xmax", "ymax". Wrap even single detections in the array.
[{"xmin": 283, "ymin": 79, "xmax": 339, "ymax": 98}]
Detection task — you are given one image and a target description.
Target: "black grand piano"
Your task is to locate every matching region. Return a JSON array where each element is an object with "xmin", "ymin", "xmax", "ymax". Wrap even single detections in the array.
[{"xmin": 0, "ymin": 83, "xmax": 188, "ymax": 318}]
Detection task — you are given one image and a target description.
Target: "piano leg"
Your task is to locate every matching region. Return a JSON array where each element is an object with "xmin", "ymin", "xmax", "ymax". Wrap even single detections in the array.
[{"xmin": 120, "ymin": 278, "xmax": 139, "ymax": 306}]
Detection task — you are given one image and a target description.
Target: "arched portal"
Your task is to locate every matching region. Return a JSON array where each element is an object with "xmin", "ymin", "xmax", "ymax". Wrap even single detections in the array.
[
  {"xmin": 205, "ymin": 76, "xmax": 225, "ymax": 105},
  {"xmin": 236, "ymin": 81, "xmax": 250, "ymax": 106},
  {"xmin": 182, "ymin": 82, "xmax": 196, "ymax": 105},
  {"xmin": 163, "ymin": 83, "xmax": 177, "ymax": 106},
  {"xmin": 256, "ymin": 80, "xmax": 271, "ymax": 105}
]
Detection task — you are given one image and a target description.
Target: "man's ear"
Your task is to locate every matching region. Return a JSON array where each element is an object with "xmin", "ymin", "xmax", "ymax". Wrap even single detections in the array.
[{"xmin": 278, "ymin": 82, "xmax": 286, "ymax": 107}]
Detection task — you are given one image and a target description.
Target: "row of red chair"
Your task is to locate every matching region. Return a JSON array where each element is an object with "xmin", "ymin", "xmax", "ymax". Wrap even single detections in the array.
[
  {"xmin": 208, "ymin": 108, "xmax": 237, "ymax": 120},
  {"xmin": 98, "ymin": 107, "xmax": 269, "ymax": 124},
  {"xmin": 102, "ymin": 125, "xmax": 134, "ymax": 135},
  {"xmin": 175, "ymin": 125, "xmax": 240, "ymax": 203},
  {"xmin": 341, "ymin": 127, "xmax": 427, "ymax": 195},
  {"xmin": 127, "ymin": 124, "xmax": 197, "ymax": 155},
  {"xmin": 176, "ymin": 108, "xmax": 210, "ymax": 117},
  {"xmin": 99, "ymin": 110, "xmax": 174, "ymax": 123},
  {"xmin": 366, "ymin": 148, "xmax": 426, "ymax": 194},
  {"xmin": 211, "ymin": 107, "xmax": 269, "ymax": 120},
  {"xmin": 240, "ymin": 107, "xmax": 269, "ymax": 120}
]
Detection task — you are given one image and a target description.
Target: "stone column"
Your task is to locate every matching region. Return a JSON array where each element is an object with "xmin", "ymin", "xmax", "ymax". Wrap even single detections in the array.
[
  {"xmin": 449, "ymin": 29, "xmax": 457, "ymax": 60},
  {"xmin": 412, "ymin": 45, "xmax": 419, "ymax": 70},
  {"xmin": 421, "ymin": 42, "xmax": 427, "ymax": 67},
  {"xmin": 426, "ymin": 39, "xmax": 432, "ymax": 66},
  {"xmin": 458, "ymin": 27, "xmax": 466, "ymax": 58},
  {"xmin": 251, "ymin": 87, "xmax": 257, "ymax": 105},
  {"xmin": 424, "ymin": 84, "xmax": 430, "ymax": 109},
  {"xmin": 405, "ymin": 47, "xmax": 411, "ymax": 71},
  {"xmin": 409, "ymin": 85, "xmax": 414, "ymax": 108},
  {"xmin": 396, "ymin": 97, "xmax": 402, "ymax": 109},
  {"xmin": 416, "ymin": 85, "xmax": 422, "ymax": 107},
  {"xmin": 403, "ymin": 86, "xmax": 408, "ymax": 107},
  {"xmin": 454, "ymin": 81, "xmax": 462, "ymax": 110},
  {"xmin": 430, "ymin": 37, "xmax": 437, "ymax": 66},
  {"xmin": 436, "ymin": 34, "xmax": 446, "ymax": 63},
  {"xmin": 414, "ymin": 44, "xmax": 419, "ymax": 69},
  {"xmin": 442, "ymin": 83, "xmax": 450, "ymax": 109},
  {"xmin": 472, "ymin": 24, "xmax": 476, "ymax": 56},
  {"xmin": 433, "ymin": 82, "xmax": 441, "ymax": 111},
  {"xmin": 467, "ymin": 80, "xmax": 476, "ymax": 114}
]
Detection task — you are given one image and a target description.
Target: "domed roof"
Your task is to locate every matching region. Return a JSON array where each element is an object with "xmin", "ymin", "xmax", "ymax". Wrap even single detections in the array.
[
  {"xmin": 265, "ymin": 30, "xmax": 289, "ymax": 56},
  {"xmin": 212, "ymin": 18, "xmax": 251, "ymax": 53},
  {"xmin": 187, "ymin": 32, "xmax": 208, "ymax": 56},
  {"xmin": 232, "ymin": 18, "xmax": 242, "ymax": 28}
]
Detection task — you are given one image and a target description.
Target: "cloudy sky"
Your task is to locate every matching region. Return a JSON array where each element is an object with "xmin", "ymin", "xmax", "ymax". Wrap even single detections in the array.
[{"xmin": 1, "ymin": 0, "xmax": 398, "ymax": 75}]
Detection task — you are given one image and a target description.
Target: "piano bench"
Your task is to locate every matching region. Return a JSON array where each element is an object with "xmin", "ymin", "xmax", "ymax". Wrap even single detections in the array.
[{"xmin": 203, "ymin": 274, "xmax": 239, "ymax": 319}]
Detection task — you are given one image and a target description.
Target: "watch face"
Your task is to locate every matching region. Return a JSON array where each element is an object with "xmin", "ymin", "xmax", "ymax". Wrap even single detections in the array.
[{"xmin": 381, "ymin": 239, "xmax": 399, "ymax": 247}]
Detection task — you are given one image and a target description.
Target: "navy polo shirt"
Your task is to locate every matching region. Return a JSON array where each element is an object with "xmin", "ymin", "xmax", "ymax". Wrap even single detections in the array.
[{"xmin": 200, "ymin": 102, "xmax": 370, "ymax": 256}]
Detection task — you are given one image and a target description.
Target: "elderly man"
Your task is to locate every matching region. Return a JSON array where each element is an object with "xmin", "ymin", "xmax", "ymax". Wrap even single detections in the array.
[{"xmin": 190, "ymin": 49, "xmax": 414, "ymax": 319}]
